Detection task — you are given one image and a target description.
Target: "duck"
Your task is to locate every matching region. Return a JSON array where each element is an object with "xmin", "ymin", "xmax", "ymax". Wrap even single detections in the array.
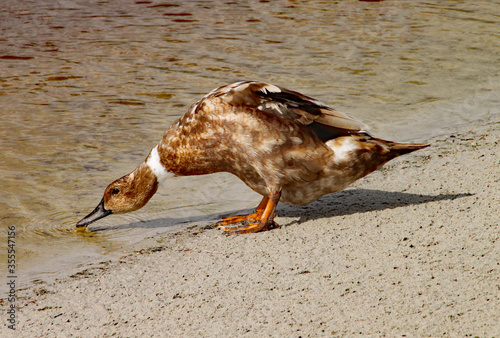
[{"xmin": 76, "ymin": 81, "xmax": 429, "ymax": 234}]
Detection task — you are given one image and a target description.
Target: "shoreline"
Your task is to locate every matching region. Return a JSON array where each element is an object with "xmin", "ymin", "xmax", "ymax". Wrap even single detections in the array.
[{"xmin": 5, "ymin": 116, "xmax": 500, "ymax": 336}]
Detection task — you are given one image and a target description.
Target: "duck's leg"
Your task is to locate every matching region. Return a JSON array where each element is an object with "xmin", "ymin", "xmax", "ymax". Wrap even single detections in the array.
[
  {"xmin": 217, "ymin": 196, "xmax": 269, "ymax": 226},
  {"xmin": 220, "ymin": 191, "xmax": 281, "ymax": 235}
]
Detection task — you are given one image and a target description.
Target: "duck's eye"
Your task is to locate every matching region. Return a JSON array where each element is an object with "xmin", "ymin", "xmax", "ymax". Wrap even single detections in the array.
[{"xmin": 111, "ymin": 188, "xmax": 120, "ymax": 194}]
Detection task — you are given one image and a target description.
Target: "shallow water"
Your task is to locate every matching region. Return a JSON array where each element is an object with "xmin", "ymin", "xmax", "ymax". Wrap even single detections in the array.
[{"xmin": 1, "ymin": 0, "xmax": 499, "ymax": 289}]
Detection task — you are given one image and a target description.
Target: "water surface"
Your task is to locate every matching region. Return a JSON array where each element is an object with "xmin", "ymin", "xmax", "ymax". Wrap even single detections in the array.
[{"xmin": 1, "ymin": 0, "xmax": 499, "ymax": 289}]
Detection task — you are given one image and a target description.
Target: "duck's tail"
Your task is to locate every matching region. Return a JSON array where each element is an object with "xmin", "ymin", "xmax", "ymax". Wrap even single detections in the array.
[
  {"xmin": 368, "ymin": 138, "xmax": 429, "ymax": 174},
  {"xmin": 325, "ymin": 135, "xmax": 430, "ymax": 188},
  {"xmin": 385, "ymin": 141, "xmax": 430, "ymax": 156}
]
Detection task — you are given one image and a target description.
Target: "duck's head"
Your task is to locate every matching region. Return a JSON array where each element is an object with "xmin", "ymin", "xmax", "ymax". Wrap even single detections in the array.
[{"xmin": 76, "ymin": 163, "xmax": 159, "ymax": 228}]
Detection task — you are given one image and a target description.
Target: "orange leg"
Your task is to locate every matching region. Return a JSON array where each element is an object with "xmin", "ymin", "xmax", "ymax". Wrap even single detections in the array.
[
  {"xmin": 220, "ymin": 191, "xmax": 281, "ymax": 235},
  {"xmin": 217, "ymin": 196, "xmax": 269, "ymax": 226}
]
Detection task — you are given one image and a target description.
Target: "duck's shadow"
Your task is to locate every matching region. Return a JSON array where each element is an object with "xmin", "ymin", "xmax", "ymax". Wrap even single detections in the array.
[
  {"xmin": 91, "ymin": 189, "xmax": 472, "ymax": 232},
  {"xmin": 277, "ymin": 189, "xmax": 472, "ymax": 225}
]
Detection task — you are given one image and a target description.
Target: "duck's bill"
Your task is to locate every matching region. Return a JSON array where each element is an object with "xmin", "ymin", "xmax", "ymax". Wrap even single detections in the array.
[{"xmin": 76, "ymin": 198, "xmax": 112, "ymax": 228}]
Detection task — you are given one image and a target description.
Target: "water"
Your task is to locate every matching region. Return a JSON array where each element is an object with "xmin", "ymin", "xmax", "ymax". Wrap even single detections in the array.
[{"xmin": 1, "ymin": 0, "xmax": 499, "ymax": 289}]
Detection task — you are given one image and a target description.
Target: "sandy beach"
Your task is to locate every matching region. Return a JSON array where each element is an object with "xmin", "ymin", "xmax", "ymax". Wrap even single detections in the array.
[{"xmin": 5, "ymin": 116, "xmax": 499, "ymax": 337}]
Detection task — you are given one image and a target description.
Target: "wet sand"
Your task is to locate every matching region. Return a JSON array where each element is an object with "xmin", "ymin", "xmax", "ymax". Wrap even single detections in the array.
[{"xmin": 8, "ymin": 117, "xmax": 500, "ymax": 336}]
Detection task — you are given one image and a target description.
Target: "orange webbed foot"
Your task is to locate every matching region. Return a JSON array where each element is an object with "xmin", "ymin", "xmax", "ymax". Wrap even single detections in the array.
[
  {"xmin": 218, "ymin": 192, "xmax": 281, "ymax": 235},
  {"xmin": 220, "ymin": 219, "xmax": 279, "ymax": 235},
  {"xmin": 217, "ymin": 213, "xmax": 260, "ymax": 226},
  {"xmin": 220, "ymin": 220, "xmax": 267, "ymax": 235}
]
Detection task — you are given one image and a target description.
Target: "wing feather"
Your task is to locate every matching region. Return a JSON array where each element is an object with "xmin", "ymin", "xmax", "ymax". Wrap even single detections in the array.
[{"xmin": 207, "ymin": 81, "xmax": 370, "ymax": 140}]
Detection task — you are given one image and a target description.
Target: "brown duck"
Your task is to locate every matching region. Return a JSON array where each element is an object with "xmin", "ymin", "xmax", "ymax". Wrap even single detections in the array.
[{"xmin": 76, "ymin": 81, "xmax": 428, "ymax": 234}]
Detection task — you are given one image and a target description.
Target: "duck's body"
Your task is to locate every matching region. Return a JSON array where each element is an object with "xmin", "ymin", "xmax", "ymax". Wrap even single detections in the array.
[{"xmin": 77, "ymin": 81, "xmax": 428, "ymax": 234}]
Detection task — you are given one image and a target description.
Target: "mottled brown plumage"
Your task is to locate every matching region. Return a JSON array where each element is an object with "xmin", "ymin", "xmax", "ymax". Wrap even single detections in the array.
[{"xmin": 77, "ymin": 81, "xmax": 429, "ymax": 234}]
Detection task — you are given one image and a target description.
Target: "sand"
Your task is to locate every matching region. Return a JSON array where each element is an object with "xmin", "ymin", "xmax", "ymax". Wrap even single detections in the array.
[{"xmin": 5, "ymin": 117, "xmax": 500, "ymax": 337}]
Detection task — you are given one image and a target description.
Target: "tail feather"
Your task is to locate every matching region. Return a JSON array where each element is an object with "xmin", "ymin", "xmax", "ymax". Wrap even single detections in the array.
[
  {"xmin": 369, "ymin": 137, "xmax": 430, "ymax": 159},
  {"xmin": 388, "ymin": 141, "xmax": 430, "ymax": 155}
]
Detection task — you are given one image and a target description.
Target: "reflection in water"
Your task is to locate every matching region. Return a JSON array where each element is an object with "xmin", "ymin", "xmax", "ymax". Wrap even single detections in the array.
[{"xmin": 0, "ymin": 0, "xmax": 499, "ymax": 287}]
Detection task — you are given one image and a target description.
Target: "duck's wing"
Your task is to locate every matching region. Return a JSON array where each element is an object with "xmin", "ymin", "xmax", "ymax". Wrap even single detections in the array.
[{"xmin": 209, "ymin": 81, "xmax": 370, "ymax": 140}]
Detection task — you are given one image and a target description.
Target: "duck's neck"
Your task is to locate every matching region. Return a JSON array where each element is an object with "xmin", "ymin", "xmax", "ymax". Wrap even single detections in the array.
[{"xmin": 144, "ymin": 145, "xmax": 175, "ymax": 184}]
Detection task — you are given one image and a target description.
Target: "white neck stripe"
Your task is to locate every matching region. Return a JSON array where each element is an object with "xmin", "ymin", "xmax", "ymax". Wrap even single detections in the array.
[{"xmin": 146, "ymin": 145, "xmax": 173, "ymax": 183}]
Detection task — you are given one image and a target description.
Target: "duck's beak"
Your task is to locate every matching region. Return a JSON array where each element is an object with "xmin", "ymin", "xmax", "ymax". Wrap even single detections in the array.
[{"xmin": 76, "ymin": 198, "xmax": 112, "ymax": 228}]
